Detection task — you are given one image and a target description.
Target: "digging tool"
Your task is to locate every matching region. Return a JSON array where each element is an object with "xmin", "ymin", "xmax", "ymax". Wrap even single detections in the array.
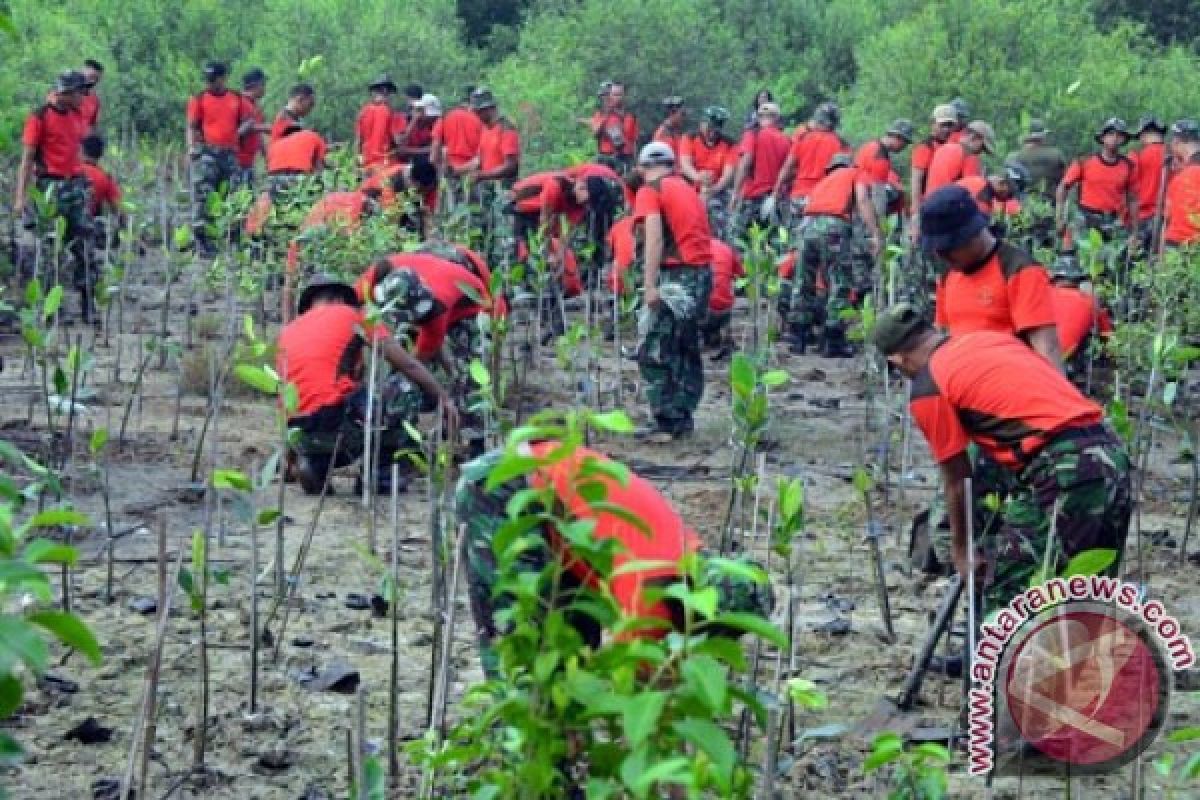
[{"xmin": 863, "ymin": 492, "xmax": 896, "ymax": 643}]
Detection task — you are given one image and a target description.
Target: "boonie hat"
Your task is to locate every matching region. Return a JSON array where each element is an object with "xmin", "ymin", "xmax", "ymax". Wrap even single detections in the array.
[
  {"xmin": 870, "ymin": 303, "xmax": 928, "ymax": 356},
  {"xmin": 1095, "ymin": 117, "xmax": 1130, "ymax": 145},
  {"xmin": 932, "ymin": 104, "xmax": 957, "ymax": 124},
  {"xmin": 966, "ymin": 120, "xmax": 996, "ymax": 154},
  {"xmin": 704, "ymin": 106, "xmax": 730, "ymax": 125},
  {"xmin": 55, "ymin": 70, "xmax": 89, "ymax": 94},
  {"xmin": 415, "ymin": 94, "xmax": 442, "ymax": 117},
  {"xmin": 469, "ymin": 87, "xmax": 496, "ymax": 111},
  {"xmin": 886, "ymin": 119, "xmax": 915, "ymax": 143},
  {"xmin": 368, "ymin": 73, "xmax": 398, "ymax": 92},
  {"xmin": 1135, "ymin": 115, "xmax": 1166, "ymax": 136}
]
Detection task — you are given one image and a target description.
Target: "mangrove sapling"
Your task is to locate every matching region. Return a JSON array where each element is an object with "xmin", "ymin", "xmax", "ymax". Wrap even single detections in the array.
[
  {"xmin": 117, "ymin": 337, "xmax": 157, "ymax": 450},
  {"xmin": 855, "ymin": 467, "xmax": 896, "ymax": 643},
  {"xmin": 388, "ymin": 463, "xmax": 402, "ymax": 787},
  {"xmin": 179, "ymin": 522, "xmax": 231, "ymax": 771}
]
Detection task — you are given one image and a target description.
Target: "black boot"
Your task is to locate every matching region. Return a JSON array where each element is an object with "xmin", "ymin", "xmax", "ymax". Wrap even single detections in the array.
[
  {"xmin": 820, "ymin": 327, "xmax": 856, "ymax": 358},
  {"xmin": 788, "ymin": 324, "xmax": 811, "ymax": 355},
  {"xmin": 296, "ymin": 454, "xmax": 333, "ymax": 495}
]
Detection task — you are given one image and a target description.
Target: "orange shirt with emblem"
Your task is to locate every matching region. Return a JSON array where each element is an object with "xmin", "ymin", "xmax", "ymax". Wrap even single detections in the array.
[
  {"xmin": 934, "ymin": 242, "xmax": 1055, "ymax": 336},
  {"xmin": 591, "ymin": 110, "xmax": 638, "ymax": 156},
  {"xmin": 23, "ymin": 105, "xmax": 85, "ymax": 177}
]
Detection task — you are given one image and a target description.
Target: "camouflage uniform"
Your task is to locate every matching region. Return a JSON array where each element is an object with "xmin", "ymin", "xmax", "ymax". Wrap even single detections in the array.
[
  {"xmin": 982, "ymin": 426, "xmax": 1132, "ymax": 613},
  {"xmin": 445, "ymin": 317, "xmax": 488, "ymax": 451},
  {"xmin": 638, "ymin": 267, "xmax": 712, "ymax": 429},
  {"xmin": 291, "ymin": 373, "xmax": 423, "ymax": 471},
  {"xmin": 190, "ymin": 145, "xmax": 239, "ymax": 243},
  {"xmin": 788, "ymin": 215, "xmax": 855, "ymax": 335},
  {"xmin": 705, "ymin": 189, "xmax": 733, "ymax": 242},
  {"xmin": 19, "ymin": 175, "xmax": 94, "ymax": 289},
  {"xmin": 731, "ymin": 196, "xmax": 778, "ymax": 250}
]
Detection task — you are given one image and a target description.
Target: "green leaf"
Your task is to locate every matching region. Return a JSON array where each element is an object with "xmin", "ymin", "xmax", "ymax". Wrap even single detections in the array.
[
  {"xmin": 43, "ymin": 285, "xmax": 63, "ymax": 320},
  {"xmin": 256, "ymin": 509, "xmax": 282, "ymax": 526},
  {"xmin": 625, "ymin": 755, "xmax": 692, "ymax": 794},
  {"xmin": 589, "ymin": 410, "xmax": 635, "ymax": 434},
  {"xmin": 88, "ymin": 428, "xmax": 109, "ymax": 455},
  {"xmin": 672, "ymin": 718, "xmax": 735, "ymax": 790},
  {"xmin": 26, "ymin": 509, "xmax": 88, "ymax": 530},
  {"xmin": 709, "ymin": 612, "xmax": 786, "ymax": 647},
  {"xmin": 234, "ymin": 364, "xmax": 280, "ymax": 395},
  {"xmin": 1167, "ymin": 726, "xmax": 1200, "ymax": 743},
  {"xmin": 852, "ymin": 467, "xmax": 874, "ymax": 495},
  {"xmin": 761, "ymin": 369, "xmax": 789, "ymax": 388},
  {"xmin": 1183, "ymin": 752, "xmax": 1200, "ymax": 782},
  {"xmin": 1060, "ymin": 548, "xmax": 1117, "ymax": 578},
  {"xmin": 282, "ymin": 382, "xmax": 300, "ymax": 414},
  {"xmin": 21, "ymin": 539, "xmax": 78, "ymax": 566},
  {"xmin": 177, "ymin": 567, "xmax": 194, "ymax": 596},
  {"xmin": 730, "ymin": 354, "xmax": 754, "ymax": 395},
  {"xmin": 27, "ymin": 611, "xmax": 101, "ymax": 666},
  {"xmin": 191, "ymin": 531, "xmax": 206, "ymax": 574},
  {"xmin": 0, "ymin": 674, "xmax": 23, "ymax": 719},
  {"xmin": 485, "ymin": 454, "xmax": 542, "ymax": 491},
  {"xmin": 0, "ymin": 617, "xmax": 48, "ymax": 675},
  {"xmin": 622, "ymin": 691, "xmax": 665, "ymax": 746},
  {"xmin": 212, "ymin": 469, "xmax": 252, "ymax": 492},
  {"xmin": 469, "ymin": 359, "xmax": 491, "ymax": 388},
  {"xmin": 0, "ymin": 731, "xmax": 23, "ymax": 767},
  {"xmin": 864, "ymin": 732, "xmax": 905, "ymax": 772},
  {"xmin": 788, "ymin": 678, "xmax": 829, "ymax": 711},
  {"xmin": 682, "ymin": 655, "xmax": 727, "ymax": 711}
]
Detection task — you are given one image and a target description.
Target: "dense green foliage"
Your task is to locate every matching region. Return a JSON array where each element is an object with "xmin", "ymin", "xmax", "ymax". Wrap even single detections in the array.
[{"xmin": 0, "ymin": 0, "xmax": 1196, "ymax": 163}]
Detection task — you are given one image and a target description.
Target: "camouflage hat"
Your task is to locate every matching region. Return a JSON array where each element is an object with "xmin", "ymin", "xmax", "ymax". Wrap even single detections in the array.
[
  {"xmin": 662, "ymin": 95, "xmax": 685, "ymax": 109},
  {"xmin": 1135, "ymin": 114, "xmax": 1167, "ymax": 136},
  {"xmin": 1095, "ymin": 117, "xmax": 1130, "ymax": 144},
  {"xmin": 951, "ymin": 96, "xmax": 971, "ymax": 121},
  {"xmin": 1025, "ymin": 118, "xmax": 1051, "ymax": 140},
  {"xmin": 932, "ymin": 104, "xmax": 958, "ymax": 124},
  {"xmin": 886, "ymin": 118, "xmax": 915, "ymax": 143},
  {"xmin": 703, "ymin": 105, "xmax": 730, "ymax": 125},
  {"xmin": 54, "ymin": 70, "xmax": 89, "ymax": 94},
  {"xmin": 469, "ymin": 87, "xmax": 497, "ymax": 111},
  {"xmin": 373, "ymin": 267, "xmax": 437, "ymax": 324},
  {"xmin": 1049, "ymin": 254, "xmax": 1087, "ymax": 283},
  {"xmin": 966, "ymin": 120, "xmax": 996, "ymax": 154},
  {"xmin": 297, "ymin": 274, "xmax": 359, "ymax": 315},
  {"xmin": 812, "ymin": 101, "xmax": 840, "ymax": 129},
  {"xmin": 870, "ymin": 303, "xmax": 929, "ymax": 356},
  {"xmin": 706, "ymin": 559, "xmax": 775, "ymax": 621},
  {"xmin": 1171, "ymin": 119, "xmax": 1200, "ymax": 141},
  {"xmin": 826, "ymin": 152, "xmax": 853, "ymax": 172},
  {"xmin": 367, "ymin": 73, "xmax": 398, "ymax": 93}
]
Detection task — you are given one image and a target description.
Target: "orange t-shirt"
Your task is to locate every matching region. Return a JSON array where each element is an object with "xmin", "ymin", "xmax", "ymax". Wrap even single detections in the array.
[
  {"xmin": 80, "ymin": 163, "xmax": 121, "ymax": 214},
  {"xmin": 803, "ymin": 166, "xmax": 865, "ymax": 220},
  {"xmin": 633, "ymin": 176, "xmax": 713, "ymax": 265},
  {"xmin": 681, "ymin": 134, "xmax": 735, "ymax": 184},
  {"xmin": 23, "ymin": 104, "xmax": 85, "ymax": 177},
  {"xmin": 925, "ymin": 142, "xmax": 979, "ymax": 196},
  {"xmin": 955, "ymin": 176, "xmax": 1019, "ymax": 216},
  {"xmin": 513, "ymin": 172, "xmax": 587, "ymax": 225},
  {"xmin": 787, "ymin": 129, "xmax": 849, "ymax": 198},
  {"xmin": 565, "ymin": 162, "xmax": 635, "ymax": 209},
  {"xmin": 433, "ymin": 107, "xmax": 484, "ymax": 169},
  {"xmin": 1164, "ymin": 159, "xmax": 1200, "ymax": 246},
  {"xmin": 854, "ymin": 140, "xmax": 892, "ymax": 185},
  {"xmin": 910, "ymin": 332, "xmax": 1103, "ymax": 470},
  {"xmin": 236, "ymin": 96, "xmax": 264, "ymax": 168},
  {"xmin": 708, "ymin": 238, "xmax": 744, "ymax": 313},
  {"xmin": 528, "ymin": 441, "xmax": 700, "ymax": 624},
  {"xmin": 1061, "ymin": 154, "xmax": 1135, "ymax": 215},
  {"xmin": 591, "ymin": 109, "xmax": 638, "ymax": 156},
  {"xmin": 478, "ymin": 119, "xmax": 520, "ymax": 173},
  {"xmin": 607, "ymin": 215, "xmax": 638, "ymax": 293},
  {"xmin": 1131, "ymin": 142, "xmax": 1165, "ymax": 221},
  {"xmin": 266, "ymin": 130, "xmax": 327, "ymax": 174},
  {"xmin": 934, "ymin": 242, "xmax": 1055, "ymax": 336},
  {"xmin": 384, "ymin": 253, "xmax": 488, "ymax": 359},
  {"xmin": 187, "ymin": 90, "xmax": 243, "ymax": 150},
  {"xmin": 737, "ymin": 125, "xmax": 791, "ymax": 199},
  {"xmin": 653, "ymin": 124, "xmax": 685, "ymax": 165},
  {"xmin": 1053, "ymin": 286, "xmax": 1112, "ymax": 356},
  {"xmin": 277, "ymin": 303, "xmax": 381, "ymax": 415},
  {"xmin": 356, "ymin": 102, "xmax": 401, "ymax": 168},
  {"xmin": 912, "ymin": 137, "xmax": 942, "ymax": 173}
]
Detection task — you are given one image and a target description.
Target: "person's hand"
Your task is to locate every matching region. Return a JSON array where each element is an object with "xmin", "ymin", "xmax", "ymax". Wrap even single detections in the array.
[
  {"xmin": 440, "ymin": 398, "xmax": 461, "ymax": 438},
  {"xmin": 952, "ymin": 540, "xmax": 987, "ymax": 584},
  {"xmin": 908, "ymin": 222, "xmax": 920, "ymax": 245},
  {"xmin": 644, "ymin": 285, "xmax": 660, "ymax": 309}
]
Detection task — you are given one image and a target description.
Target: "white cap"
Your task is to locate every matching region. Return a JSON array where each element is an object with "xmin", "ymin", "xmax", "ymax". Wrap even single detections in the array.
[
  {"xmin": 416, "ymin": 93, "xmax": 442, "ymax": 117},
  {"xmin": 638, "ymin": 141, "xmax": 676, "ymax": 166}
]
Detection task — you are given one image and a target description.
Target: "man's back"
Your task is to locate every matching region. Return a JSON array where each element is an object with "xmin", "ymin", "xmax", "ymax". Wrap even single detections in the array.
[{"xmin": 1010, "ymin": 143, "xmax": 1066, "ymax": 200}]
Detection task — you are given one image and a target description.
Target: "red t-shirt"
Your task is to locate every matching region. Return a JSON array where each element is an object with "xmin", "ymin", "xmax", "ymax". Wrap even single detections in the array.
[
  {"xmin": 277, "ymin": 303, "xmax": 381, "ymax": 415},
  {"xmin": 384, "ymin": 253, "xmax": 488, "ymax": 359},
  {"xmin": 1164, "ymin": 159, "xmax": 1200, "ymax": 246},
  {"xmin": 478, "ymin": 119, "xmax": 520, "ymax": 173},
  {"xmin": 787, "ymin": 129, "xmax": 849, "ymax": 198},
  {"xmin": 925, "ymin": 142, "xmax": 980, "ymax": 196},
  {"xmin": 1053, "ymin": 287, "xmax": 1112, "ymax": 356},
  {"xmin": 708, "ymin": 238, "xmax": 744, "ymax": 313},
  {"xmin": 270, "ymin": 110, "xmax": 305, "ymax": 143},
  {"xmin": 910, "ymin": 332, "xmax": 1103, "ymax": 470},
  {"xmin": 266, "ymin": 130, "xmax": 327, "ymax": 174},
  {"xmin": 606, "ymin": 216, "xmax": 638, "ymax": 293},
  {"xmin": 1131, "ymin": 142, "xmax": 1165, "ymax": 221},
  {"xmin": 681, "ymin": 135, "xmax": 735, "ymax": 184},
  {"xmin": 854, "ymin": 140, "xmax": 892, "ymax": 185},
  {"xmin": 513, "ymin": 172, "xmax": 586, "ymax": 225},
  {"xmin": 804, "ymin": 166, "xmax": 865, "ymax": 220},
  {"xmin": 591, "ymin": 109, "xmax": 638, "ymax": 156},
  {"xmin": 912, "ymin": 137, "xmax": 942, "ymax": 173},
  {"xmin": 565, "ymin": 162, "xmax": 635, "ymax": 208},
  {"xmin": 187, "ymin": 90, "xmax": 244, "ymax": 150},
  {"xmin": 1061, "ymin": 154, "xmax": 1135, "ymax": 215},
  {"xmin": 737, "ymin": 125, "xmax": 791, "ymax": 199},
  {"xmin": 237, "ymin": 96, "xmax": 264, "ymax": 169},
  {"xmin": 433, "ymin": 107, "xmax": 484, "ymax": 169},
  {"xmin": 22, "ymin": 104, "xmax": 85, "ymax": 178},
  {"xmin": 528, "ymin": 441, "xmax": 701, "ymax": 624},
  {"xmin": 80, "ymin": 163, "xmax": 121, "ymax": 214},
  {"xmin": 653, "ymin": 124, "xmax": 685, "ymax": 165},
  {"xmin": 633, "ymin": 175, "xmax": 713, "ymax": 265},
  {"xmin": 934, "ymin": 242, "xmax": 1055, "ymax": 336},
  {"xmin": 356, "ymin": 102, "xmax": 405, "ymax": 167},
  {"xmin": 79, "ymin": 92, "xmax": 100, "ymax": 131}
]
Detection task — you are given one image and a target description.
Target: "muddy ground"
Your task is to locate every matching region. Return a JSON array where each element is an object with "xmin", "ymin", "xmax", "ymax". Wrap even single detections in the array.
[{"xmin": 0, "ymin": 253, "xmax": 1197, "ymax": 799}]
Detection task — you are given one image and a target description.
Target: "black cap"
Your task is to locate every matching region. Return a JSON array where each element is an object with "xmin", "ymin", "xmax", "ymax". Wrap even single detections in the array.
[
  {"xmin": 918, "ymin": 185, "xmax": 989, "ymax": 253},
  {"xmin": 469, "ymin": 87, "xmax": 496, "ymax": 111},
  {"xmin": 54, "ymin": 70, "xmax": 89, "ymax": 94},
  {"xmin": 242, "ymin": 68, "xmax": 266, "ymax": 88},
  {"xmin": 368, "ymin": 73, "xmax": 398, "ymax": 93},
  {"xmin": 202, "ymin": 61, "xmax": 228, "ymax": 80}
]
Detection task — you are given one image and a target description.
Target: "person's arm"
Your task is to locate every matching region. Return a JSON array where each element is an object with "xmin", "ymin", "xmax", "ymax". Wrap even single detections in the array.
[
  {"xmin": 680, "ymin": 152, "xmax": 702, "ymax": 185},
  {"xmin": 773, "ymin": 151, "xmax": 797, "ymax": 197},
  {"xmin": 1055, "ymin": 163, "xmax": 1080, "ymax": 236},
  {"xmin": 855, "ymin": 180, "xmax": 883, "ymax": 256},
  {"xmin": 642, "ymin": 211, "xmax": 663, "ymax": 309},
  {"xmin": 939, "ymin": 452, "xmax": 980, "ymax": 582},
  {"xmin": 729, "ymin": 151, "xmax": 751, "ymax": 210},
  {"xmin": 380, "ymin": 337, "xmax": 459, "ymax": 429},
  {"xmin": 1022, "ymin": 323, "xmax": 1063, "ymax": 371},
  {"xmin": 14, "ymin": 145, "xmax": 35, "ymax": 212},
  {"xmin": 477, "ymin": 154, "xmax": 516, "ymax": 183}
]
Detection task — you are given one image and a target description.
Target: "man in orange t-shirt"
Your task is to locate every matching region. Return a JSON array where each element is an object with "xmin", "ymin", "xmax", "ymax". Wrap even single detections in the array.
[
  {"xmin": 355, "ymin": 75, "xmax": 404, "ymax": 170},
  {"xmin": 587, "ymin": 81, "xmax": 638, "ymax": 173},
  {"xmin": 235, "ymin": 69, "xmax": 270, "ymax": 187},
  {"xmin": 456, "ymin": 88, "xmax": 521, "ymax": 260},
  {"xmin": 653, "ymin": 96, "xmax": 687, "ymax": 167},
  {"xmin": 871, "ymin": 306, "xmax": 1131, "ymax": 613},
  {"xmin": 633, "ymin": 142, "xmax": 713, "ymax": 436},
  {"xmin": 1130, "ymin": 115, "xmax": 1168, "ymax": 251},
  {"xmin": 265, "ymin": 124, "xmax": 327, "ymax": 189},
  {"xmin": 1048, "ymin": 258, "xmax": 1113, "ymax": 385},
  {"xmin": 80, "ymin": 59, "xmax": 103, "ymax": 133},
  {"xmin": 773, "ymin": 102, "xmax": 849, "ymax": 207},
  {"xmin": 80, "ymin": 134, "xmax": 124, "ymax": 248},
  {"xmin": 924, "ymin": 120, "xmax": 993, "ymax": 196},
  {"xmin": 700, "ymin": 238, "xmax": 744, "ymax": 354},
  {"xmin": 680, "ymin": 106, "xmax": 737, "ymax": 236},
  {"xmin": 457, "ymin": 440, "xmax": 773, "ymax": 676},
  {"xmin": 1163, "ymin": 119, "xmax": 1200, "ymax": 249},
  {"xmin": 186, "ymin": 62, "xmax": 247, "ymax": 255},
  {"xmin": 271, "ymin": 84, "xmax": 316, "ymax": 142},
  {"xmin": 731, "ymin": 102, "xmax": 790, "ymax": 242},
  {"xmin": 1056, "ymin": 118, "xmax": 1136, "ymax": 252},
  {"xmin": 277, "ymin": 274, "xmax": 455, "ymax": 495}
]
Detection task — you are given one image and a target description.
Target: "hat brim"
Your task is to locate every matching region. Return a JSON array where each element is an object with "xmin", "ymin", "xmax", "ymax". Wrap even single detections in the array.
[
  {"xmin": 471, "ymin": 101, "xmax": 496, "ymax": 111},
  {"xmin": 1135, "ymin": 123, "xmax": 1166, "ymax": 136},
  {"xmin": 369, "ymin": 81, "xmax": 398, "ymax": 92},
  {"xmin": 1095, "ymin": 130, "xmax": 1130, "ymax": 144},
  {"xmin": 920, "ymin": 209, "xmax": 989, "ymax": 253},
  {"xmin": 888, "ymin": 130, "xmax": 913, "ymax": 143}
]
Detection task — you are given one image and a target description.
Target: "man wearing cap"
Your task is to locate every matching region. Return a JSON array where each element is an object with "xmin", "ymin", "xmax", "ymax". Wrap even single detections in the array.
[
  {"xmin": 680, "ymin": 106, "xmax": 737, "ymax": 235},
  {"xmin": 1005, "ymin": 119, "xmax": 1066, "ymax": 202},
  {"xmin": 786, "ymin": 153, "xmax": 883, "ymax": 357},
  {"xmin": 871, "ymin": 305, "xmax": 1131, "ymax": 612},
  {"xmin": 855, "ymin": 119, "xmax": 913, "ymax": 187},
  {"xmin": 653, "ymin": 97, "xmax": 687, "ymax": 164},
  {"xmin": 1130, "ymin": 115, "xmax": 1169, "ymax": 253},
  {"xmin": 432, "ymin": 87, "xmax": 484, "ymax": 211},
  {"xmin": 731, "ymin": 102, "xmax": 791, "ymax": 243},
  {"xmin": 911, "ymin": 105, "xmax": 958, "ymax": 206},
  {"xmin": 15, "ymin": 70, "xmax": 93, "ymax": 311},
  {"xmin": 774, "ymin": 102, "xmax": 850, "ymax": 210},
  {"xmin": 1056, "ymin": 118, "xmax": 1136, "ymax": 253},
  {"xmin": 186, "ymin": 62, "xmax": 247, "ymax": 256},
  {"xmin": 634, "ymin": 141, "xmax": 713, "ymax": 437},
  {"xmin": 270, "ymin": 84, "xmax": 315, "ymax": 142},
  {"xmin": 396, "ymin": 94, "xmax": 439, "ymax": 164},
  {"xmin": 956, "ymin": 165, "xmax": 1025, "ymax": 219},
  {"xmin": 462, "ymin": 88, "xmax": 521, "ymax": 263},
  {"xmin": 1048, "ymin": 258, "xmax": 1113, "ymax": 384},
  {"xmin": 234, "ymin": 69, "xmax": 270, "ymax": 188},
  {"xmin": 1163, "ymin": 119, "xmax": 1200, "ymax": 249},
  {"xmin": 265, "ymin": 120, "xmax": 328, "ymax": 194},
  {"xmin": 588, "ymin": 81, "xmax": 638, "ymax": 173},
  {"xmin": 457, "ymin": 439, "xmax": 773, "ymax": 678},
  {"xmin": 277, "ymin": 274, "xmax": 457, "ymax": 494},
  {"xmin": 80, "ymin": 59, "xmax": 104, "ymax": 133},
  {"xmin": 355, "ymin": 75, "xmax": 403, "ymax": 171},
  {"xmin": 924, "ymin": 120, "xmax": 993, "ymax": 196}
]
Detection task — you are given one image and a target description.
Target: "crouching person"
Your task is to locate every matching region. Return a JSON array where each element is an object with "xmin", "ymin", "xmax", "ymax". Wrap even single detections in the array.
[
  {"xmin": 457, "ymin": 440, "xmax": 774, "ymax": 678},
  {"xmin": 277, "ymin": 274, "xmax": 458, "ymax": 494}
]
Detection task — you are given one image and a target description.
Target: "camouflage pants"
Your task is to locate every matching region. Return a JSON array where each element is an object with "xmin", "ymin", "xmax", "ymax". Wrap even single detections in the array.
[
  {"xmin": 445, "ymin": 317, "xmax": 487, "ymax": 445},
  {"xmin": 705, "ymin": 189, "xmax": 733, "ymax": 242},
  {"xmin": 19, "ymin": 176, "xmax": 94, "ymax": 289},
  {"xmin": 982, "ymin": 427, "xmax": 1132, "ymax": 614},
  {"xmin": 699, "ymin": 309, "xmax": 731, "ymax": 347},
  {"xmin": 638, "ymin": 266, "xmax": 712, "ymax": 424},
  {"xmin": 788, "ymin": 215, "xmax": 855, "ymax": 333},
  {"xmin": 898, "ymin": 248, "xmax": 940, "ymax": 315},
  {"xmin": 731, "ymin": 195, "xmax": 780, "ymax": 252},
  {"xmin": 190, "ymin": 146, "xmax": 239, "ymax": 241},
  {"xmin": 476, "ymin": 182, "xmax": 513, "ymax": 271},
  {"xmin": 290, "ymin": 373, "xmax": 422, "ymax": 468}
]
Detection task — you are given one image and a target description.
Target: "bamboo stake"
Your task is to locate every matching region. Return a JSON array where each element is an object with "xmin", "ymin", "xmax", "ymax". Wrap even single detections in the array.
[{"xmin": 387, "ymin": 462, "xmax": 402, "ymax": 787}]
